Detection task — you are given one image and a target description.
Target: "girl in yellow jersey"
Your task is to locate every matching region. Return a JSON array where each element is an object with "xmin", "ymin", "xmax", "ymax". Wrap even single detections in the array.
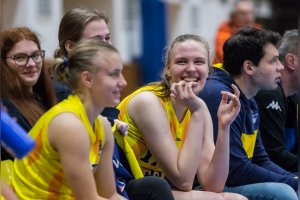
[
  {"xmin": 117, "ymin": 34, "xmax": 248, "ymax": 200},
  {"xmin": 13, "ymin": 39, "xmax": 127, "ymax": 200}
]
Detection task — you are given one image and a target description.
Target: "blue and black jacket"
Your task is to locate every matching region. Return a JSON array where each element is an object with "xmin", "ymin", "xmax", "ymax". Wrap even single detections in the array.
[{"xmin": 199, "ymin": 66, "xmax": 297, "ymax": 191}]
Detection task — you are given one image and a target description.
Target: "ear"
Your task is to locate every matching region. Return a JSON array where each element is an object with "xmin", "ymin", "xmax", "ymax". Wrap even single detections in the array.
[
  {"xmin": 65, "ymin": 40, "xmax": 75, "ymax": 53},
  {"xmin": 243, "ymin": 60, "xmax": 254, "ymax": 75},
  {"xmin": 166, "ymin": 69, "xmax": 170, "ymax": 77},
  {"xmin": 285, "ymin": 53, "xmax": 296, "ymax": 71},
  {"xmin": 80, "ymin": 71, "xmax": 93, "ymax": 88}
]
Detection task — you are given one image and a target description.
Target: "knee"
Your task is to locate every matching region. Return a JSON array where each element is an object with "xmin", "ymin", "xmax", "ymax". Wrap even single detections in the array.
[
  {"xmin": 251, "ymin": 183, "xmax": 297, "ymax": 200},
  {"xmin": 271, "ymin": 183, "xmax": 297, "ymax": 200}
]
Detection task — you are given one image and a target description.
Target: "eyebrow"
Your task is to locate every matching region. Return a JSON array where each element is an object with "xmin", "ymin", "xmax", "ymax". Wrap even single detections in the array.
[
  {"xmin": 10, "ymin": 50, "xmax": 41, "ymax": 56},
  {"xmin": 91, "ymin": 33, "xmax": 110, "ymax": 39}
]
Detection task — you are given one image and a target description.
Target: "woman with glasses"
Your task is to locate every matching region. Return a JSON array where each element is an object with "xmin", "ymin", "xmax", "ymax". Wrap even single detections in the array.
[{"xmin": 0, "ymin": 27, "xmax": 56, "ymax": 161}]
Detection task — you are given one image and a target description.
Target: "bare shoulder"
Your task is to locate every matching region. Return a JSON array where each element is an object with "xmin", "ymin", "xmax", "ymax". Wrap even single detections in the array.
[
  {"xmin": 48, "ymin": 112, "xmax": 89, "ymax": 151},
  {"xmin": 128, "ymin": 91, "xmax": 163, "ymax": 116},
  {"xmin": 127, "ymin": 91, "xmax": 170, "ymax": 135}
]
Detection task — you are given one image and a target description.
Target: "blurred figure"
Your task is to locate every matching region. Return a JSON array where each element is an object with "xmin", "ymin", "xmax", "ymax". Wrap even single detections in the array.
[
  {"xmin": 13, "ymin": 39, "xmax": 126, "ymax": 200},
  {"xmin": 255, "ymin": 29, "xmax": 298, "ymax": 172},
  {"xmin": 52, "ymin": 8, "xmax": 111, "ymax": 102},
  {"xmin": 213, "ymin": 0, "xmax": 261, "ymax": 64},
  {"xmin": 0, "ymin": 27, "xmax": 56, "ymax": 161}
]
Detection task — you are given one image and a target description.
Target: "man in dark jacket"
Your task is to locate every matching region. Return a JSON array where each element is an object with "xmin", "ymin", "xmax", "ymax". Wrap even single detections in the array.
[
  {"xmin": 255, "ymin": 29, "xmax": 298, "ymax": 172},
  {"xmin": 199, "ymin": 27, "xmax": 297, "ymax": 199}
]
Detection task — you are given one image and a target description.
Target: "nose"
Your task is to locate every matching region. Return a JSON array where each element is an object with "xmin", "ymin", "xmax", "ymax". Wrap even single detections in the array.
[
  {"xmin": 186, "ymin": 62, "xmax": 196, "ymax": 72},
  {"xmin": 25, "ymin": 57, "xmax": 36, "ymax": 67},
  {"xmin": 119, "ymin": 74, "xmax": 127, "ymax": 88}
]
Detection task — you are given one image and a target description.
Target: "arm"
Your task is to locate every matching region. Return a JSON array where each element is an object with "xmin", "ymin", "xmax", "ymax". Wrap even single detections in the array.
[
  {"xmin": 227, "ymin": 123, "xmax": 297, "ymax": 190},
  {"xmin": 252, "ymin": 133, "xmax": 295, "ymax": 176},
  {"xmin": 128, "ymin": 82, "xmax": 206, "ymax": 191},
  {"xmin": 197, "ymin": 84, "xmax": 240, "ymax": 192},
  {"xmin": 94, "ymin": 116, "xmax": 126, "ymax": 200},
  {"xmin": 200, "ymin": 82, "xmax": 297, "ymax": 191},
  {"xmin": 1, "ymin": 180, "xmax": 18, "ymax": 200},
  {"xmin": 48, "ymin": 113, "xmax": 107, "ymax": 200}
]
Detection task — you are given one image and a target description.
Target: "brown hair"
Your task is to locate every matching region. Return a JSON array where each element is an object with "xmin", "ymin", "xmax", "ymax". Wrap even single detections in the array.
[
  {"xmin": 1, "ymin": 27, "xmax": 56, "ymax": 126},
  {"xmin": 54, "ymin": 7, "xmax": 109, "ymax": 58},
  {"xmin": 53, "ymin": 38, "xmax": 119, "ymax": 93}
]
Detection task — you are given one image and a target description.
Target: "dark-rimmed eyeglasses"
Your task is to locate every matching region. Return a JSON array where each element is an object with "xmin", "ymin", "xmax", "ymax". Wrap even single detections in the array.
[{"xmin": 6, "ymin": 50, "xmax": 45, "ymax": 67}]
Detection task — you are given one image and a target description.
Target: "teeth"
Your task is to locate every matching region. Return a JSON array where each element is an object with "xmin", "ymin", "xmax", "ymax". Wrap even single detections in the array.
[{"xmin": 184, "ymin": 78, "xmax": 198, "ymax": 82}]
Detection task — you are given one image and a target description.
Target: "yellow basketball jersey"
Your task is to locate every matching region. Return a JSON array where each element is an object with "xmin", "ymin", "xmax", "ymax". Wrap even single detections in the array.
[
  {"xmin": 117, "ymin": 84, "xmax": 190, "ymax": 177},
  {"xmin": 12, "ymin": 95, "xmax": 105, "ymax": 199}
]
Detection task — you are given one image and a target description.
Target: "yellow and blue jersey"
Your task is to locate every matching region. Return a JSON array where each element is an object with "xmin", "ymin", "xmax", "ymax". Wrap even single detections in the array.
[
  {"xmin": 117, "ymin": 84, "xmax": 190, "ymax": 177},
  {"xmin": 12, "ymin": 95, "xmax": 105, "ymax": 199}
]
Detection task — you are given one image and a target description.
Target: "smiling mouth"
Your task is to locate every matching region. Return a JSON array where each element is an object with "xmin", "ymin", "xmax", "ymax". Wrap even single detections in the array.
[
  {"xmin": 23, "ymin": 71, "xmax": 38, "ymax": 75},
  {"xmin": 181, "ymin": 77, "xmax": 199, "ymax": 82}
]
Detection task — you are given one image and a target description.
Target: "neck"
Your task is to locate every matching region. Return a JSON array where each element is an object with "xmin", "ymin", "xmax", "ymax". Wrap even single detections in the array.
[
  {"xmin": 28, "ymin": 87, "xmax": 33, "ymax": 94},
  {"xmin": 233, "ymin": 75, "xmax": 258, "ymax": 99},
  {"xmin": 281, "ymin": 71, "xmax": 297, "ymax": 97},
  {"xmin": 77, "ymin": 93, "xmax": 104, "ymax": 125},
  {"xmin": 171, "ymin": 98, "xmax": 187, "ymax": 122}
]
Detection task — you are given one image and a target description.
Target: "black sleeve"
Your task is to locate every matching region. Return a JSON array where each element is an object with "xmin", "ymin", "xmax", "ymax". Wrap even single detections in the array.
[
  {"xmin": 255, "ymin": 88, "xmax": 297, "ymax": 172},
  {"xmin": 52, "ymin": 79, "xmax": 72, "ymax": 102}
]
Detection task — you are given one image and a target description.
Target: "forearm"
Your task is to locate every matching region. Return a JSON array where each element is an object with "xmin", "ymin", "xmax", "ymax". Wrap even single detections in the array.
[
  {"xmin": 228, "ymin": 160, "xmax": 298, "ymax": 191},
  {"xmin": 201, "ymin": 126, "xmax": 230, "ymax": 192},
  {"xmin": 170, "ymin": 111, "xmax": 205, "ymax": 190},
  {"xmin": 272, "ymin": 150, "xmax": 298, "ymax": 172}
]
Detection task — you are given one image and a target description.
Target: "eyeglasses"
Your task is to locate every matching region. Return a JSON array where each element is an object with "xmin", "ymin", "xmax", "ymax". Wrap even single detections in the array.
[{"xmin": 6, "ymin": 50, "xmax": 45, "ymax": 67}]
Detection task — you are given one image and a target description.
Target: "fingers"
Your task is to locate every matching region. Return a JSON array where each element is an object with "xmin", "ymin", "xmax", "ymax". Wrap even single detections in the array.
[
  {"xmin": 220, "ymin": 84, "xmax": 240, "ymax": 104},
  {"xmin": 170, "ymin": 81, "xmax": 196, "ymax": 99},
  {"xmin": 220, "ymin": 91, "xmax": 240, "ymax": 108},
  {"xmin": 231, "ymin": 84, "xmax": 240, "ymax": 98},
  {"xmin": 220, "ymin": 91, "xmax": 229, "ymax": 104},
  {"xmin": 114, "ymin": 119, "xmax": 128, "ymax": 136}
]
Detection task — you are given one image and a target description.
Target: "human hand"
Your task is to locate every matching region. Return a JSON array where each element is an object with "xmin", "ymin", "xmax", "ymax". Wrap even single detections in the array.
[
  {"xmin": 114, "ymin": 119, "xmax": 128, "ymax": 136},
  {"xmin": 217, "ymin": 84, "xmax": 240, "ymax": 129},
  {"xmin": 170, "ymin": 81, "xmax": 204, "ymax": 112}
]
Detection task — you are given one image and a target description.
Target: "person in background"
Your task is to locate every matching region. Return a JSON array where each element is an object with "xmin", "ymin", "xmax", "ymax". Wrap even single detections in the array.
[
  {"xmin": 213, "ymin": 0, "xmax": 261, "ymax": 64},
  {"xmin": 52, "ymin": 7, "xmax": 175, "ymax": 199},
  {"xmin": 13, "ymin": 39, "xmax": 126, "ymax": 200},
  {"xmin": 0, "ymin": 27, "xmax": 56, "ymax": 161},
  {"xmin": 199, "ymin": 27, "xmax": 297, "ymax": 199},
  {"xmin": 255, "ymin": 29, "xmax": 298, "ymax": 172},
  {"xmin": 52, "ymin": 8, "xmax": 111, "ymax": 102},
  {"xmin": 117, "ymin": 34, "xmax": 247, "ymax": 200}
]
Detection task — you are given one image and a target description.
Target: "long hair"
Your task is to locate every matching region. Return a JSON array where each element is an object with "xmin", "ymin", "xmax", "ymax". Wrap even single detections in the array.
[{"xmin": 1, "ymin": 27, "xmax": 56, "ymax": 126}]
